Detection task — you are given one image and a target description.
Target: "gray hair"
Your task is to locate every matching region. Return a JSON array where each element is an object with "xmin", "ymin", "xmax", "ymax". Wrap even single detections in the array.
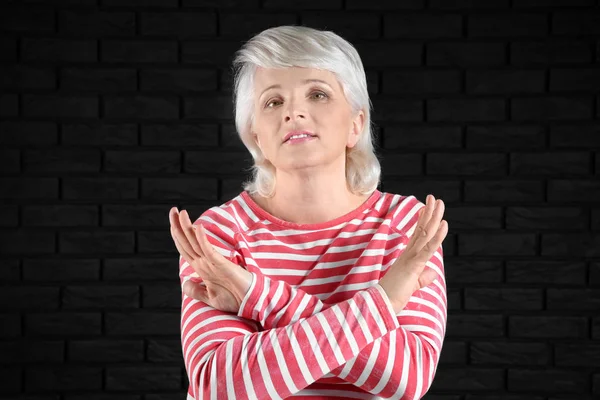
[{"xmin": 231, "ymin": 25, "xmax": 381, "ymax": 198}]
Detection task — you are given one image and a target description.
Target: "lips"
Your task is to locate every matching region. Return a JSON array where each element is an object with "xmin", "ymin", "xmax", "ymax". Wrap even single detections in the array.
[{"xmin": 283, "ymin": 130, "xmax": 317, "ymax": 143}]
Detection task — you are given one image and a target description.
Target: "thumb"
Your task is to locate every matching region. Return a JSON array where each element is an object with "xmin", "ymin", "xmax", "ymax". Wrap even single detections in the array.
[
  {"xmin": 183, "ymin": 281, "xmax": 209, "ymax": 303},
  {"xmin": 418, "ymin": 267, "xmax": 438, "ymax": 290}
]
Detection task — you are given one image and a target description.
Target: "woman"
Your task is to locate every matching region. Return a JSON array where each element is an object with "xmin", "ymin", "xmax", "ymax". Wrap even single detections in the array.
[{"xmin": 169, "ymin": 25, "xmax": 448, "ymax": 399}]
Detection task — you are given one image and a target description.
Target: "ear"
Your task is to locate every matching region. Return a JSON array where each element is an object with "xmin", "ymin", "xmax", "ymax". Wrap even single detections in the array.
[
  {"xmin": 347, "ymin": 109, "xmax": 365, "ymax": 148},
  {"xmin": 252, "ymin": 131, "xmax": 261, "ymax": 150}
]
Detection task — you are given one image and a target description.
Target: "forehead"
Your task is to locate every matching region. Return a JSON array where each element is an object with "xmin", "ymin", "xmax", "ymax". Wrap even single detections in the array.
[{"xmin": 254, "ymin": 66, "xmax": 341, "ymax": 90}]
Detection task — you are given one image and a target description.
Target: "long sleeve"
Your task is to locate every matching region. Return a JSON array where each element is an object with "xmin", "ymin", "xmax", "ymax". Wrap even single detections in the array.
[
  {"xmin": 238, "ymin": 243, "xmax": 446, "ymax": 399},
  {"xmin": 179, "ymin": 219, "xmax": 403, "ymax": 400},
  {"xmin": 236, "ymin": 200, "xmax": 447, "ymax": 399}
]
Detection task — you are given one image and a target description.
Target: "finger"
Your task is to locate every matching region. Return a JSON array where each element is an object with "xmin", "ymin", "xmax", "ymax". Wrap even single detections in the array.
[
  {"xmin": 414, "ymin": 197, "xmax": 444, "ymax": 252},
  {"xmin": 417, "ymin": 267, "xmax": 438, "ymax": 290},
  {"xmin": 196, "ymin": 223, "xmax": 225, "ymax": 266},
  {"xmin": 173, "ymin": 233, "xmax": 195, "ymax": 264},
  {"xmin": 418, "ymin": 219, "xmax": 448, "ymax": 263},
  {"xmin": 183, "ymin": 280, "xmax": 209, "ymax": 303},
  {"xmin": 407, "ymin": 195, "xmax": 435, "ymax": 251},
  {"xmin": 170, "ymin": 208, "xmax": 198, "ymax": 260},
  {"xmin": 178, "ymin": 210, "xmax": 205, "ymax": 258}
]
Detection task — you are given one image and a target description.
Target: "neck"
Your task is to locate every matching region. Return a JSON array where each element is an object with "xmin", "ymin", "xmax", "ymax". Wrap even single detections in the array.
[{"xmin": 257, "ymin": 158, "xmax": 372, "ymax": 225}]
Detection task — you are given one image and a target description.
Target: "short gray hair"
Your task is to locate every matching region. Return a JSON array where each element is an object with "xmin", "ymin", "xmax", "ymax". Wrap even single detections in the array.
[{"xmin": 231, "ymin": 25, "xmax": 381, "ymax": 198}]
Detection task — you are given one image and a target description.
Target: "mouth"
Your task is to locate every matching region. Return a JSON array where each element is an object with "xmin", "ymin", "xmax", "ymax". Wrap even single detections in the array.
[{"xmin": 283, "ymin": 131, "xmax": 318, "ymax": 143}]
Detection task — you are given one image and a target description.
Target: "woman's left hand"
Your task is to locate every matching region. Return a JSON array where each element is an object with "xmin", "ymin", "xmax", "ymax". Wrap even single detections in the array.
[{"xmin": 169, "ymin": 207, "xmax": 252, "ymax": 314}]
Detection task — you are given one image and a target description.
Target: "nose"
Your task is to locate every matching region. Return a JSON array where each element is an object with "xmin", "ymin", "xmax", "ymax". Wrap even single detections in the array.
[{"xmin": 283, "ymin": 99, "xmax": 306, "ymax": 122}]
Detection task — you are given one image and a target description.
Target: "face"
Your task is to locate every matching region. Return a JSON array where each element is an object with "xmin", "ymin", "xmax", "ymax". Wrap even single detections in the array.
[{"xmin": 250, "ymin": 66, "xmax": 364, "ymax": 173}]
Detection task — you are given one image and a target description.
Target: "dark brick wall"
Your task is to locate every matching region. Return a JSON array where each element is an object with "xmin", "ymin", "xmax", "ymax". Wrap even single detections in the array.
[{"xmin": 1, "ymin": 0, "xmax": 599, "ymax": 399}]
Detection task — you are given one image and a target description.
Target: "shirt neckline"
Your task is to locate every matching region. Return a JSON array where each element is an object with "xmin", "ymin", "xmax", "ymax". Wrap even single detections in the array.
[{"xmin": 240, "ymin": 189, "xmax": 382, "ymax": 230}]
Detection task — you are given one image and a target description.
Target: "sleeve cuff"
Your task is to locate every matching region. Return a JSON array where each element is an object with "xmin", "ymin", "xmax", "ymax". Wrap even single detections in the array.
[
  {"xmin": 237, "ymin": 271, "xmax": 263, "ymax": 320},
  {"xmin": 368, "ymin": 284, "xmax": 400, "ymax": 331}
]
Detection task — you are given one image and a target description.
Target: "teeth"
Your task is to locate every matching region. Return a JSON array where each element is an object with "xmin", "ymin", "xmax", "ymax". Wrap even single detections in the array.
[{"xmin": 289, "ymin": 134, "xmax": 311, "ymax": 140}]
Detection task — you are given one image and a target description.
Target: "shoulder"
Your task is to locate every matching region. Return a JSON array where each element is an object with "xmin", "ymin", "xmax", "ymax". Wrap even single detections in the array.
[
  {"xmin": 193, "ymin": 193, "xmax": 246, "ymax": 243},
  {"xmin": 378, "ymin": 191, "xmax": 426, "ymax": 237}
]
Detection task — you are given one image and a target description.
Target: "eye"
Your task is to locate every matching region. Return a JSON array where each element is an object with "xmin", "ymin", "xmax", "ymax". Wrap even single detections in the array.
[
  {"xmin": 311, "ymin": 91, "xmax": 328, "ymax": 100},
  {"xmin": 265, "ymin": 99, "xmax": 281, "ymax": 108}
]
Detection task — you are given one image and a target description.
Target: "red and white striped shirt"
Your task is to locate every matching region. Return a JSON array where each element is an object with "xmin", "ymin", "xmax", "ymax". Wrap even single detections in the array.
[{"xmin": 179, "ymin": 189, "xmax": 447, "ymax": 399}]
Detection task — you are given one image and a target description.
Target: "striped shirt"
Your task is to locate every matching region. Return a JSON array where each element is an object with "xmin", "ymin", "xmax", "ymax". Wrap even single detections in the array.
[{"xmin": 179, "ymin": 189, "xmax": 447, "ymax": 399}]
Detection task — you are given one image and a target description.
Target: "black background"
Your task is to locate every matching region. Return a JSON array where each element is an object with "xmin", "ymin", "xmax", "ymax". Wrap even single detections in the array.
[{"xmin": 1, "ymin": 0, "xmax": 599, "ymax": 399}]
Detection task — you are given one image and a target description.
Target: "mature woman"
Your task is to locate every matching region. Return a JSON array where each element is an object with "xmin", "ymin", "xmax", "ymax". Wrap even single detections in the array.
[{"xmin": 169, "ymin": 25, "xmax": 448, "ymax": 399}]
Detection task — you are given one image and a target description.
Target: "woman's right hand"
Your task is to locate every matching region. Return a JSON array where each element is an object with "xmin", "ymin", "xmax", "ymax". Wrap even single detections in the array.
[{"xmin": 378, "ymin": 194, "xmax": 448, "ymax": 315}]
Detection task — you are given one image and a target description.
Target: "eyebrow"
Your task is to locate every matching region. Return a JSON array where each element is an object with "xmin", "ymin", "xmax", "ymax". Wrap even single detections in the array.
[{"xmin": 259, "ymin": 79, "xmax": 334, "ymax": 99}]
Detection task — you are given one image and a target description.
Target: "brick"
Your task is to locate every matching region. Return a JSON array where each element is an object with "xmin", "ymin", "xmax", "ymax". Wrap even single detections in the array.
[
  {"xmin": 104, "ymin": 258, "xmax": 177, "ymax": 281},
  {"xmin": 142, "ymin": 123, "xmax": 219, "ymax": 146},
  {"xmin": 430, "ymin": 367, "xmax": 504, "ymax": 391},
  {"xmin": 470, "ymin": 341, "xmax": 549, "ymax": 365},
  {"xmin": 61, "ymin": 67, "xmax": 137, "ymax": 92},
  {"xmin": 0, "ymin": 258, "xmax": 19, "ymax": 281},
  {"xmin": 383, "ymin": 125, "xmax": 462, "ymax": 149},
  {"xmin": 140, "ymin": 11, "xmax": 216, "ymax": 37},
  {"xmin": 0, "ymin": 37, "xmax": 17, "ymax": 61},
  {"xmin": 221, "ymin": 12, "xmax": 297, "ymax": 37},
  {"xmin": 446, "ymin": 259, "xmax": 502, "ymax": 283},
  {"xmin": 147, "ymin": 339, "xmax": 184, "ymax": 362},
  {"xmin": 428, "ymin": 153, "xmax": 506, "ymax": 175},
  {"xmin": 465, "ymin": 180, "xmax": 544, "ymax": 202},
  {"xmin": 447, "ymin": 288, "xmax": 461, "ymax": 311},
  {"xmin": 0, "ymin": 65, "xmax": 55, "ymax": 90},
  {"xmin": 469, "ymin": 13, "xmax": 548, "ymax": 37},
  {"xmin": 512, "ymin": 96, "xmax": 592, "ymax": 121},
  {"xmin": 0, "ymin": 313, "xmax": 21, "ymax": 338},
  {"xmin": 142, "ymin": 177, "xmax": 218, "ymax": 200},
  {"xmin": 104, "ymin": 95, "xmax": 179, "ymax": 119},
  {"xmin": 24, "ymin": 259, "xmax": 100, "ymax": 282},
  {"xmin": 63, "ymin": 177, "xmax": 138, "ymax": 200},
  {"xmin": 594, "ymin": 318, "xmax": 600, "ymax": 339},
  {"xmin": 555, "ymin": 343, "xmax": 600, "ymax": 367},
  {"xmin": 26, "ymin": 367, "xmax": 102, "ymax": 391},
  {"xmin": 138, "ymin": 230, "xmax": 180, "ymax": 254},
  {"xmin": 550, "ymin": 68, "xmax": 600, "ymax": 92},
  {"xmin": 262, "ymin": 0, "xmax": 342, "ymax": 9},
  {"xmin": 547, "ymin": 289, "xmax": 600, "ymax": 310},
  {"xmin": 465, "ymin": 288, "xmax": 543, "ymax": 310},
  {"xmin": 69, "ymin": 340, "xmax": 144, "ymax": 362},
  {"xmin": 23, "ymin": 205, "xmax": 98, "ymax": 227},
  {"xmin": 0, "ymin": 122, "xmax": 57, "ymax": 145},
  {"xmin": 591, "ymin": 262, "xmax": 600, "ymax": 284},
  {"xmin": 553, "ymin": 11, "xmax": 600, "ymax": 35},
  {"xmin": 459, "ymin": 233, "xmax": 536, "ymax": 256},
  {"xmin": 105, "ymin": 150, "xmax": 180, "ymax": 173},
  {"xmin": 383, "ymin": 70, "xmax": 461, "ymax": 94},
  {"xmin": 0, "ymin": 366, "xmax": 21, "ymax": 393},
  {"xmin": 371, "ymin": 97, "xmax": 422, "ymax": 121},
  {"xmin": 23, "ymin": 94, "xmax": 98, "ymax": 118},
  {"xmin": 509, "ymin": 316, "xmax": 587, "ymax": 338},
  {"xmin": 184, "ymin": 0, "xmax": 258, "ymax": 7},
  {"xmin": 514, "ymin": 0, "xmax": 594, "ymax": 6},
  {"xmin": 0, "ymin": 340, "xmax": 64, "ymax": 363},
  {"xmin": 0, "ymin": 94, "xmax": 18, "ymax": 116},
  {"xmin": 467, "ymin": 69, "xmax": 545, "ymax": 94},
  {"xmin": 62, "ymin": 285, "xmax": 139, "ymax": 308},
  {"xmin": 380, "ymin": 153, "xmax": 422, "ymax": 176},
  {"xmin": 446, "ymin": 314, "xmax": 504, "ymax": 338},
  {"xmin": 506, "ymin": 260, "xmax": 586, "ymax": 285},
  {"xmin": 103, "ymin": 204, "xmax": 170, "ymax": 227},
  {"xmin": 428, "ymin": 42, "xmax": 506, "ymax": 66},
  {"xmin": 347, "ymin": 0, "xmax": 423, "ymax": 9},
  {"xmin": 22, "ymin": 38, "xmax": 97, "ymax": 62},
  {"xmin": 438, "ymin": 340, "xmax": 466, "ymax": 364},
  {"xmin": 0, "ymin": 287, "xmax": 60, "ymax": 310},
  {"xmin": 466, "ymin": 125, "xmax": 545, "ymax": 149},
  {"xmin": 102, "ymin": 40, "xmax": 177, "ymax": 63},
  {"xmin": 508, "ymin": 369, "xmax": 587, "ymax": 393},
  {"xmin": 0, "ymin": 6, "xmax": 55, "ymax": 32},
  {"xmin": 511, "ymin": 40, "xmax": 592, "ymax": 65},
  {"xmin": 507, "ymin": 206, "xmax": 587, "ymax": 230},
  {"xmin": 548, "ymin": 179, "xmax": 600, "ymax": 202},
  {"xmin": 542, "ymin": 233, "xmax": 600, "ymax": 257},
  {"xmin": 221, "ymin": 123, "xmax": 246, "ymax": 148},
  {"xmin": 465, "ymin": 395, "xmax": 542, "ymax": 400},
  {"xmin": 105, "ymin": 311, "xmax": 180, "ymax": 335},
  {"xmin": 106, "ymin": 366, "xmax": 181, "ymax": 391},
  {"xmin": 514, "ymin": 151, "xmax": 591, "ymax": 175},
  {"xmin": 62, "ymin": 122, "xmax": 138, "ymax": 146},
  {"xmin": 182, "ymin": 40, "xmax": 242, "ymax": 66},
  {"xmin": 184, "ymin": 94, "xmax": 234, "ymax": 119},
  {"xmin": 26, "ymin": 313, "xmax": 101, "ymax": 336},
  {"xmin": 0, "ymin": 149, "xmax": 19, "ymax": 173},
  {"xmin": 103, "ymin": 0, "xmax": 178, "ymax": 6},
  {"xmin": 355, "ymin": 42, "xmax": 422, "ymax": 67},
  {"xmin": 185, "ymin": 151, "xmax": 251, "ymax": 174},
  {"xmin": 551, "ymin": 123, "xmax": 600, "ymax": 147},
  {"xmin": 142, "ymin": 283, "xmax": 181, "ymax": 308},
  {"xmin": 221, "ymin": 178, "xmax": 250, "ymax": 201},
  {"xmin": 0, "ymin": 178, "xmax": 58, "ymax": 200},
  {"xmin": 385, "ymin": 14, "xmax": 462, "ymax": 38},
  {"xmin": 59, "ymin": 231, "xmax": 134, "ymax": 254},
  {"xmin": 140, "ymin": 68, "xmax": 217, "ymax": 92},
  {"xmin": 429, "ymin": 98, "xmax": 505, "ymax": 122},
  {"xmin": 429, "ymin": 0, "xmax": 508, "ymax": 8},
  {"xmin": 0, "ymin": 230, "xmax": 55, "ymax": 254},
  {"xmin": 23, "ymin": 148, "xmax": 101, "ymax": 172},
  {"xmin": 59, "ymin": 10, "xmax": 135, "ymax": 36},
  {"xmin": 300, "ymin": 13, "xmax": 377, "ymax": 39}
]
